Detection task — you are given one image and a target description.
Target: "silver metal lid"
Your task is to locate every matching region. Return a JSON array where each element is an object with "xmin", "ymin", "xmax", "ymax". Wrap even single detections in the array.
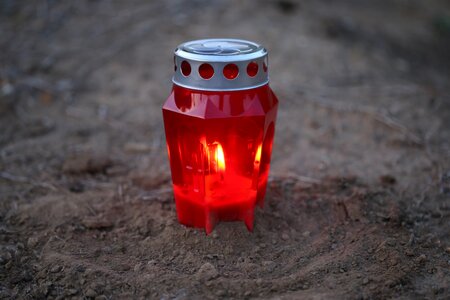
[{"xmin": 172, "ymin": 39, "xmax": 269, "ymax": 91}]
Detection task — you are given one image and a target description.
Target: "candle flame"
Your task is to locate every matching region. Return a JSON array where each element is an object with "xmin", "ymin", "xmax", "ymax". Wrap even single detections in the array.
[
  {"xmin": 254, "ymin": 144, "xmax": 262, "ymax": 165},
  {"xmin": 215, "ymin": 143, "xmax": 226, "ymax": 172}
]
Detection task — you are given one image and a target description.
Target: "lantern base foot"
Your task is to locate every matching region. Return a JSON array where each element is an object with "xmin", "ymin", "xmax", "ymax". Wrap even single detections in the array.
[
  {"xmin": 256, "ymin": 196, "xmax": 265, "ymax": 208},
  {"xmin": 174, "ymin": 195, "xmax": 256, "ymax": 234},
  {"xmin": 244, "ymin": 213, "xmax": 254, "ymax": 232}
]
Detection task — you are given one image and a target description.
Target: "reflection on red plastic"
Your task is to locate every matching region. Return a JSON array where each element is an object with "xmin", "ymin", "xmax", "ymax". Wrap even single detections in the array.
[
  {"xmin": 162, "ymin": 84, "xmax": 278, "ymax": 234},
  {"xmin": 199, "ymin": 63, "xmax": 214, "ymax": 79}
]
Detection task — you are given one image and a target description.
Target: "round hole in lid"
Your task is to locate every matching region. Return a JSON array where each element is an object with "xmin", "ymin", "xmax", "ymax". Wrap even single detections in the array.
[
  {"xmin": 223, "ymin": 63, "xmax": 239, "ymax": 80},
  {"xmin": 181, "ymin": 61, "xmax": 191, "ymax": 76},
  {"xmin": 247, "ymin": 61, "xmax": 258, "ymax": 77},
  {"xmin": 199, "ymin": 63, "xmax": 214, "ymax": 79}
]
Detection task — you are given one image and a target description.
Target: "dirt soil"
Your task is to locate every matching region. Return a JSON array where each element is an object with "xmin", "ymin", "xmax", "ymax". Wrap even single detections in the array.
[{"xmin": 1, "ymin": 0, "xmax": 449, "ymax": 299}]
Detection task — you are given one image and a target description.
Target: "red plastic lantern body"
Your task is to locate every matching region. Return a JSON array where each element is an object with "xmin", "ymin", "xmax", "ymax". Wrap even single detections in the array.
[{"xmin": 162, "ymin": 39, "xmax": 278, "ymax": 234}]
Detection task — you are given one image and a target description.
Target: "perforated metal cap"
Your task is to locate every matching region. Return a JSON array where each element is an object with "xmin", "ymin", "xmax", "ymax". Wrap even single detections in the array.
[{"xmin": 173, "ymin": 39, "xmax": 269, "ymax": 91}]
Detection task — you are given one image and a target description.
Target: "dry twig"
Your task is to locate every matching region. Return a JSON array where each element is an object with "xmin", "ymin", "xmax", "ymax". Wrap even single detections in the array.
[
  {"xmin": 0, "ymin": 171, "xmax": 57, "ymax": 191},
  {"xmin": 303, "ymin": 96, "xmax": 423, "ymax": 146}
]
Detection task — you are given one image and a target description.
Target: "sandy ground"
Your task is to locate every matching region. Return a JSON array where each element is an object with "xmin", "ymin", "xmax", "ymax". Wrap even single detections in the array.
[{"xmin": 0, "ymin": 0, "xmax": 449, "ymax": 299}]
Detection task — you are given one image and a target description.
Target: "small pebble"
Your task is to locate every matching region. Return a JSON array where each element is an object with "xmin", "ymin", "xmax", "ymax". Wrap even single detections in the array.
[
  {"xmin": 85, "ymin": 288, "xmax": 96, "ymax": 298},
  {"xmin": 262, "ymin": 260, "xmax": 274, "ymax": 266},
  {"xmin": 362, "ymin": 278, "xmax": 370, "ymax": 285},
  {"xmin": 27, "ymin": 237, "xmax": 39, "ymax": 248},
  {"xmin": 416, "ymin": 254, "xmax": 427, "ymax": 263},
  {"xmin": 405, "ymin": 249, "xmax": 414, "ymax": 256},
  {"xmin": 282, "ymin": 233, "xmax": 289, "ymax": 241},
  {"xmin": 389, "ymin": 258, "xmax": 399, "ymax": 266},
  {"xmin": 224, "ymin": 245, "xmax": 233, "ymax": 255},
  {"xmin": 123, "ymin": 142, "xmax": 151, "ymax": 154},
  {"xmin": 386, "ymin": 239, "xmax": 396, "ymax": 247},
  {"xmin": 134, "ymin": 263, "xmax": 143, "ymax": 272},
  {"xmin": 62, "ymin": 153, "xmax": 112, "ymax": 174},
  {"xmin": 196, "ymin": 262, "xmax": 218, "ymax": 281},
  {"xmin": 66, "ymin": 289, "xmax": 78, "ymax": 296},
  {"xmin": 50, "ymin": 265, "xmax": 62, "ymax": 273},
  {"xmin": 385, "ymin": 280, "xmax": 394, "ymax": 287},
  {"xmin": 69, "ymin": 181, "xmax": 85, "ymax": 193},
  {"xmin": 0, "ymin": 251, "xmax": 12, "ymax": 264},
  {"xmin": 5, "ymin": 260, "xmax": 12, "ymax": 269},
  {"xmin": 82, "ymin": 218, "xmax": 113, "ymax": 230}
]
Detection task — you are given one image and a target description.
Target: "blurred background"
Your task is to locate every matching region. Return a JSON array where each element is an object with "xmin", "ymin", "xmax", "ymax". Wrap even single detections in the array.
[
  {"xmin": 1, "ymin": 0, "xmax": 449, "ymax": 298},
  {"xmin": 1, "ymin": 0, "xmax": 449, "ymax": 191}
]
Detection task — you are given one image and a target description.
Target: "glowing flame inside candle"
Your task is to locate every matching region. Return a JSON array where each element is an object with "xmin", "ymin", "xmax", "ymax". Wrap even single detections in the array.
[
  {"xmin": 254, "ymin": 144, "xmax": 262, "ymax": 165},
  {"xmin": 215, "ymin": 143, "xmax": 226, "ymax": 172}
]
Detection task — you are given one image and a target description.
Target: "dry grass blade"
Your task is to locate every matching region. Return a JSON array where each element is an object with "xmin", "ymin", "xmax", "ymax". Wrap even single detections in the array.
[{"xmin": 0, "ymin": 171, "xmax": 57, "ymax": 191}]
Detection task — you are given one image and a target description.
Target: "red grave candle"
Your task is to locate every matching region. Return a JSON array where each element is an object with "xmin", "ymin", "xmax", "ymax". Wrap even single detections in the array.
[{"xmin": 162, "ymin": 39, "xmax": 278, "ymax": 234}]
